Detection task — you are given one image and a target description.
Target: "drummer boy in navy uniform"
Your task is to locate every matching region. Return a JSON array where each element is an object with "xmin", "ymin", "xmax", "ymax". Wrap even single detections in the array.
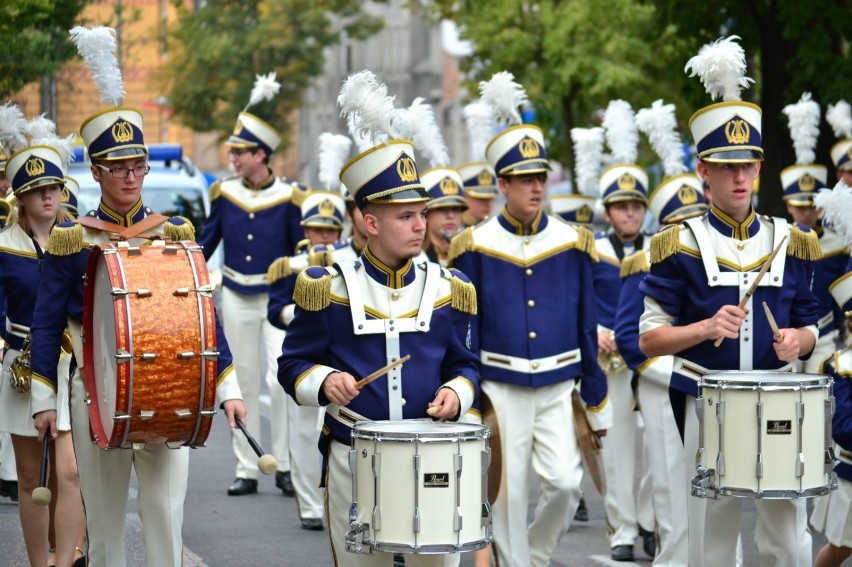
[
  {"xmin": 29, "ymin": 106, "xmax": 246, "ymax": 567},
  {"xmin": 277, "ymin": 132, "xmax": 481, "ymax": 565},
  {"xmin": 638, "ymin": 39, "xmax": 820, "ymax": 566}
]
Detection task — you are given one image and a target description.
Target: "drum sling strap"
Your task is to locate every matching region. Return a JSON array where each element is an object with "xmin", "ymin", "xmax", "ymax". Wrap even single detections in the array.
[
  {"xmin": 76, "ymin": 213, "xmax": 169, "ymax": 240},
  {"xmin": 683, "ymin": 216, "xmax": 787, "ymax": 370},
  {"xmin": 337, "ymin": 261, "xmax": 440, "ymax": 420}
]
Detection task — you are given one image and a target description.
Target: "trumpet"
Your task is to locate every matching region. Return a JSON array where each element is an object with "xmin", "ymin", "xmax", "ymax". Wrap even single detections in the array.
[
  {"xmin": 598, "ymin": 349, "xmax": 627, "ymax": 375},
  {"xmin": 9, "ymin": 334, "xmax": 32, "ymax": 394}
]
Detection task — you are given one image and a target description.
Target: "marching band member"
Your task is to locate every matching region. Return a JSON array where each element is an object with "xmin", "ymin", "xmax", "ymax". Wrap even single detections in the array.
[
  {"xmin": 618, "ymin": 97, "xmax": 710, "ymax": 567},
  {"xmin": 198, "ymin": 73, "xmax": 303, "ymax": 497},
  {"xmin": 449, "ymin": 72, "xmax": 610, "ymax": 567},
  {"xmin": 459, "ymin": 101, "xmax": 498, "ymax": 228},
  {"xmin": 0, "ymin": 122, "xmax": 85, "ymax": 567},
  {"xmin": 29, "ymin": 26, "xmax": 246, "ymax": 567},
  {"xmin": 638, "ymin": 36, "xmax": 819, "ymax": 567},
  {"xmin": 811, "ymin": 181, "xmax": 852, "ymax": 567},
  {"xmin": 827, "ymin": 100, "xmax": 852, "ymax": 187},
  {"xmin": 594, "ymin": 99, "xmax": 655, "ymax": 563},
  {"xmin": 422, "ymin": 168, "xmax": 466, "ymax": 267},
  {"xmin": 781, "ymin": 93, "xmax": 849, "ymax": 372},
  {"xmin": 551, "ymin": 127, "xmax": 608, "ymax": 232},
  {"xmin": 267, "ymin": 134, "xmax": 350, "ymax": 530},
  {"xmin": 278, "ymin": 70, "xmax": 480, "ymax": 566}
]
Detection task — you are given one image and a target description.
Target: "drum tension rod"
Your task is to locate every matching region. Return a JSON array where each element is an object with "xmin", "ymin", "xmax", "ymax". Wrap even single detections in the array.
[
  {"xmin": 111, "ymin": 287, "xmax": 153, "ymax": 298},
  {"xmin": 173, "ymin": 285, "xmax": 215, "ymax": 297},
  {"xmin": 115, "ymin": 350, "xmax": 157, "ymax": 361},
  {"xmin": 176, "ymin": 350, "xmax": 220, "ymax": 360}
]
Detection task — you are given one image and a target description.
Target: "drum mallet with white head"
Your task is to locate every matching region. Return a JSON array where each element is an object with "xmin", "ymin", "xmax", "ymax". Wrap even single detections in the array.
[
  {"xmin": 235, "ymin": 418, "xmax": 277, "ymax": 475},
  {"xmin": 32, "ymin": 436, "xmax": 52, "ymax": 506}
]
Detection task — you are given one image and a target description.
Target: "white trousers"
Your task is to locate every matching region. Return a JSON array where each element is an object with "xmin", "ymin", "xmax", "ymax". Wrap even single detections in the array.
[
  {"xmin": 485, "ymin": 380, "xmax": 582, "ymax": 567},
  {"xmin": 71, "ymin": 371, "xmax": 187, "ymax": 567},
  {"xmin": 288, "ymin": 396, "xmax": 324, "ymax": 519},
  {"xmin": 0, "ymin": 431, "xmax": 16, "ymax": 481},
  {"xmin": 637, "ymin": 372, "xmax": 689, "ymax": 566},
  {"xmin": 601, "ymin": 365, "xmax": 654, "ymax": 547},
  {"xmin": 804, "ymin": 330, "xmax": 838, "ymax": 374},
  {"xmin": 684, "ymin": 391, "xmax": 812, "ymax": 567},
  {"xmin": 326, "ymin": 440, "xmax": 460, "ymax": 567},
  {"xmin": 222, "ymin": 287, "xmax": 290, "ymax": 479}
]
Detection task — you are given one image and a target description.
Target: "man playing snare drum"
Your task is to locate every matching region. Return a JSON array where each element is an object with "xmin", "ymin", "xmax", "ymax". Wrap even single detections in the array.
[
  {"xmin": 29, "ymin": 104, "xmax": 247, "ymax": 567},
  {"xmin": 638, "ymin": 37, "xmax": 819, "ymax": 567},
  {"xmin": 278, "ymin": 71, "xmax": 480, "ymax": 567}
]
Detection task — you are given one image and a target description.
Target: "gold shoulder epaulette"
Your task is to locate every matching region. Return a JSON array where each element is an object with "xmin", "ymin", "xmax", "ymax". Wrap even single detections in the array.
[
  {"xmin": 267, "ymin": 257, "xmax": 292, "ymax": 284},
  {"xmin": 619, "ymin": 251, "xmax": 649, "ymax": 278},
  {"xmin": 447, "ymin": 227, "xmax": 474, "ymax": 266},
  {"xmin": 290, "ymin": 183, "xmax": 311, "ymax": 207},
  {"xmin": 307, "ymin": 246, "xmax": 334, "ymax": 268},
  {"xmin": 164, "ymin": 216, "xmax": 196, "ymax": 242},
  {"xmin": 447, "ymin": 269, "xmax": 477, "ymax": 315},
  {"xmin": 574, "ymin": 225, "xmax": 599, "ymax": 262},
  {"xmin": 47, "ymin": 223, "xmax": 83, "ymax": 256},
  {"xmin": 787, "ymin": 225, "xmax": 822, "ymax": 262},
  {"xmin": 208, "ymin": 180, "xmax": 222, "ymax": 201},
  {"xmin": 650, "ymin": 225, "xmax": 681, "ymax": 264},
  {"xmin": 292, "ymin": 269, "xmax": 332, "ymax": 311}
]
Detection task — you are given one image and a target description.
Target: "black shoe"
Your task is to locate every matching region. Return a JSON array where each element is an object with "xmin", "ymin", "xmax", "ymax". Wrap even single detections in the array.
[
  {"xmin": 611, "ymin": 545, "xmax": 635, "ymax": 562},
  {"xmin": 275, "ymin": 470, "xmax": 295, "ymax": 497},
  {"xmin": 227, "ymin": 478, "xmax": 258, "ymax": 496},
  {"xmin": 73, "ymin": 556, "xmax": 87, "ymax": 567},
  {"xmin": 573, "ymin": 496, "xmax": 588, "ymax": 522},
  {"xmin": 300, "ymin": 517, "xmax": 324, "ymax": 531},
  {"xmin": 0, "ymin": 479, "xmax": 18, "ymax": 503},
  {"xmin": 392, "ymin": 553, "xmax": 406, "ymax": 567},
  {"xmin": 639, "ymin": 526, "xmax": 656, "ymax": 559}
]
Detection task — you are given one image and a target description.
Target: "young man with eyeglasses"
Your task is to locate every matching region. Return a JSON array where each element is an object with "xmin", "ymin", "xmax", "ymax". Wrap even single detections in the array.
[
  {"xmin": 198, "ymin": 111, "xmax": 304, "ymax": 497},
  {"xmin": 30, "ymin": 106, "xmax": 246, "ymax": 566}
]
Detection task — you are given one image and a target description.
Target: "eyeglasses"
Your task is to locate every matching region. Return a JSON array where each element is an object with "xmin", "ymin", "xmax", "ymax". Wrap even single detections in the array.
[
  {"xmin": 94, "ymin": 163, "xmax": 150, "ymax": 179},
  {"xmin": 228, "ymin": 148, "xmax": 256, "ymax": 157}
]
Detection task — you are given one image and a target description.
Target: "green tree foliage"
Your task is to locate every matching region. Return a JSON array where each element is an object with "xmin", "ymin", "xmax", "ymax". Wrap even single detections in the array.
[
  {"xmin": 425, "ymin": 1, "xmax": 850, "ymax": 214},
  {"xmin": 0, "ymin": 0, "xmax": 89, "ymax": 98},
  {"xmin": 165, "ymin": 0, "xmax": 384, "ymax": 148}
]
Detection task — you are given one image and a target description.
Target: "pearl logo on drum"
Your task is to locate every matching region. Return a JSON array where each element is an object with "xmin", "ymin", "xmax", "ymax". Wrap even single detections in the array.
[
  {"xmin": 424, "ymin": 473, "xmax": 450, "ymax": 488},
  {"xmin": 766, "ymin": 420, "xmax": 792, "ymax": 435}
]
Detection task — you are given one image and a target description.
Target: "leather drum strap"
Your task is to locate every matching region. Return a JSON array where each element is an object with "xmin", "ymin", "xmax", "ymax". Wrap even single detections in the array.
[{"xmin": 75, "ymin": 213, "xmax": 169, "ymax": 240}]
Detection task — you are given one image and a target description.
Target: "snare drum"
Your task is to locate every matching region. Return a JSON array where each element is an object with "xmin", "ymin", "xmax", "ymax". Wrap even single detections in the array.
[
  {"xmin": 692, "ymin": 370, "xmax": 837, "ymax": 499},
  {"xmin": 82, "ymin": 240, "xmax": 219, "ymax": 450},
  {"xmin": 346, "ymin": 420, "xmax": 492, "ymax": 555}
]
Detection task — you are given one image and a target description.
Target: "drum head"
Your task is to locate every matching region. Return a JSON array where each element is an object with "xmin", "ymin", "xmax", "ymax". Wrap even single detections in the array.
[
  {"xmin": 353, "ymin": 420, "xmax": 486, "ymax": 440},
  {"xmin": 91, "ymin": 253, "xmax": 121, "ymax": 442},
  {"xmin": 703, "ymin": 370, "xmax": 830, "ymax": 388}
]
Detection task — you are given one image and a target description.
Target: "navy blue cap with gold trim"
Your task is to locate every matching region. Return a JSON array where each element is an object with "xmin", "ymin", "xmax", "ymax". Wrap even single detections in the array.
[
  {"xmin": 339, "ymin": 140, "xmax": 429, "ymax": 210},
  {"xmin": 300, "ymin": 190, "xmax": 346, "ymax": 229},
  {"xmin": 227, "ymin": 112, "xmax": 281, "ymax": 156},
  {"xmin": 599, "ymin": 164, "xmax": 649, "ymax": 206},
  {"xmin": 422, "ymin": 167, "xmax": 467, "ymax": 210},
  {"xmin": 457, "ymin": 161, "xmax": 498, "ymax": 199},
  {"xmin": 781, "ymin": 164, "xmax": 827, "ymax": 206},
  {"xmin": 689, "ymin": 101, "xmax": 763, "ymax": 162},
  {"xmin": 649, "ymin": 173, "xmax": 707, "ymax": 225},
  {"xmin": 6, "ymin": 145, "xmax": 66, "ymax": 196},
  {"xmin": 486, "ymin": 124, "xmax": 551, "ymax": 177},
  {"xmin": 80, "ymin": 107, "xmax": 147, "ymax": 161}
]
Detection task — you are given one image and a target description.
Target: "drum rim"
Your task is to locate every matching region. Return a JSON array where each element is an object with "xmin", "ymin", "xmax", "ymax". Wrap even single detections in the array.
[
  {"xmin": 701, "ymin": 369, "xmax": 831, "ymax": 387},
  {"xmin": 351, "ymin": 420, "xmax": 488, "ymax": 440}
]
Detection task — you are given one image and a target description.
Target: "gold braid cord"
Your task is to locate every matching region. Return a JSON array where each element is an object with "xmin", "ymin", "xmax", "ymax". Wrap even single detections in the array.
[
  {"xmin": 574, "ymin": 225, "xmax": 599, "ymax": 262},
  {"xmin": 619, "ymin": 250, "xmax": 650, "ymax": 278},
  {"xmin": 267, "ymin": 257, "xmax": 292, "ymax": 284},
  {"xmin": 446, "ymin": 227, "xmax": 474, "ymax": 266},
  {"xmin": 449, "ymin": 272, "xmax": 478, "ymax": 315},
  {"xmin": 46, "ymin": 223, "xmax": 84, "ymax": 256},
  {"xmin": 292, "ymin": 270, "xmax": 331, "ymax": 311},
  {"xmin": 164, "ymin": 217, "xmax": 196, "ymax": 242},
  {"xmin": 208, "ymin": 180, "xmax": 222, "ymax": 202}
]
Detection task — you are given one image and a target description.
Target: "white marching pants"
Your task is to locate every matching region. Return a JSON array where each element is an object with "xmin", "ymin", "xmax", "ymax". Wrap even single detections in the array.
[
  {"xmin": 0, "ymin": 431, "xmax": 16, "ymax": 481},
  {"xmin": 288, "ymin": 396, "xmax": 324, "ymax": 519},
  {"xmin": 326, "ymin": 440, "xmax": 459, "ymax": 567},
  {"xmin": 485, "ymin": 380, "xmax": 582, "ymax": 567},
  {"xmin": 601, "ymin": 365, "xmax": 654, "ymax": 547},
  {"xmin": 71, "ymin": 371, "xmax": 187, "ymax": 567},
  {"xmin": 637, "ymin": 366, "xmax": 689, "ymax": 566},
  {"xmin": 222, "ymin": 287, "xmax": 290, "ymax": 479},
  {"xmin": 683, "ymin": 391, "xmax": 811, "ymax": 567}
]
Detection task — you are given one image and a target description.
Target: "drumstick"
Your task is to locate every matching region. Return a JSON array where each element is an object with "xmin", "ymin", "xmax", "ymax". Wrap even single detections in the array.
[
  {"xmin": 32, "ymin": 436, "xmax": 52, "ymax": 506},
  {"xmin": 762, "ymin": 302, "xmax": 783, "ymax": 343},
  {"xmin": 235, "ymin": 419, "xmax": 277, "ymax": 475},
  {"xmin": 714, "ymin": 235, "xmax": 788, "ymax": 347},
  {"xmin": 354, "ymin": 354, "xmax": 411, "ymax": 390}
]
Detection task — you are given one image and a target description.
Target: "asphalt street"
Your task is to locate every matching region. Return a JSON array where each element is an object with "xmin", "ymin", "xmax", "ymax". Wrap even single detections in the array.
[{"xmin": 0, "ymin": 386, "xmax": 828, "ymax": 566}]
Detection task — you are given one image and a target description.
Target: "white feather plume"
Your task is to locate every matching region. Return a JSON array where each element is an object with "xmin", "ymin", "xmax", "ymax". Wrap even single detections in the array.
[
  {"xmin": 27, "ymin": 115, "xmax": 57, "ymax": 142},
  {"xmin": 463, "ymin": 101, "xmax": 494, "ymax": 161},
  {"xmin": 479, "ymin": 71, "xmax": 528, "ymax": 126},
  {"xmin": 0, "ymin": 102, "xmax": 29, "ymax": 154},
  {"xmin": 571, "ymin": 127, "xmax": 605, "ymax": 196},
  {"xmin": 636, "ymin": 99, "xmax": 688, "ymax": 178},
  {"xmin": 395, "ymin": 98, "xmax": 449, "ymax": 168},
  {"xmin": 826, "ymin": 100, "xmax": 852, "ymax": 139},
  {"xmin": 684, "ymin": 35, "xmax": 754, "ymax": 102},
  {"xmin": 602, "ymin": 99, "xmax": 638, "ymax": 164},
  {"xmin": 782, "ymin": 92, "xmax": 821, "ymax": 165},
  {"xmin": 317, "ymin": 133, "xmax": 352, "ymax": 193},
  {"xmin": 814, "ymin": 181, "xmax": 852, "ymax": 248},
  {"xmin": 25, "ymin": 116, "xmax": 76, "ymax": 172},
  {"xmin": 245, "ymin": 72, "xmax": 281, "ymax": 111},
  {"xmin": 338, "ymin": 70, "xmax": 398, "ymax": 147},
  {"xmin": 69, "ymin": 25, "xmax": 125, "ymax": 107},
  {"xmin": 345, "ymin": 113, "xmax": 374, "ymax": 154}
]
